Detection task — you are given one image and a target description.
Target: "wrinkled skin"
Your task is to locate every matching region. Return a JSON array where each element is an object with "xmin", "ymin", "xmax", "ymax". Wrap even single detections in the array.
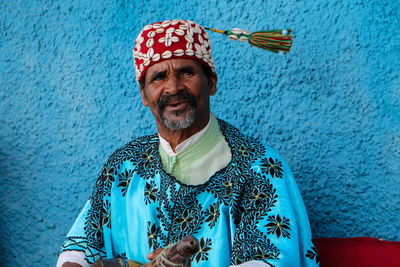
[{"xmin": 140, "ymin": 58, "xmax": 217, "ymax": 151}]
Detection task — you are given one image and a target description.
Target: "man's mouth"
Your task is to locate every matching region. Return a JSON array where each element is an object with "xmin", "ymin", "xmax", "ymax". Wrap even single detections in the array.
[
  {"xmin": 157, "ymin": 90, "xmax": 196, "ymax": 115},
  {"xmin": 165, "ymin": 100, "xmax": 188, "ymax": 110},
  {"xmin": 167, "ymin": 100, "xmax": 185, "ymax": 106}
]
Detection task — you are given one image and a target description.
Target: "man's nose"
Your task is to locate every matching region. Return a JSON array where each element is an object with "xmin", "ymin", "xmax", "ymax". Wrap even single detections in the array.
[{"xmin": 164, "ymin": 75, "xmax": 182, "ymax": 95}]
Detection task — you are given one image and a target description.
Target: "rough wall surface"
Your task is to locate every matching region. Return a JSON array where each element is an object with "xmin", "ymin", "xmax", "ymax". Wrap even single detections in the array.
[{"xmin": 0, "ymin": 0, "xmax": 399, "ymax": 266}]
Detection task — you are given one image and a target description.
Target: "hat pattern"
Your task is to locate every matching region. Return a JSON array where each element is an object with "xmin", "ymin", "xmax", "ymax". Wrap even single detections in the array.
[{"xmin": 133, "ymin": 19, "xmax": 215, "ymax": 82}]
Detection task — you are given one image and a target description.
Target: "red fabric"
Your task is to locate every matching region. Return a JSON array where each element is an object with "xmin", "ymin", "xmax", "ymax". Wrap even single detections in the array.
[
  {"xmin": 133, "ymin": 19, "xmax": 215, "ymax": 82},
  {"xmin": 313, "ymin": 237, "xmax": 400, "ymax": 267}
]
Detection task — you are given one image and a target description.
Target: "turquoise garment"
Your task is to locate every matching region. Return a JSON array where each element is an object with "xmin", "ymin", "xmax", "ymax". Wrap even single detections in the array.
[{"xmin": 60, "ymin": 119, "xmax": 319, "ymax": 266}]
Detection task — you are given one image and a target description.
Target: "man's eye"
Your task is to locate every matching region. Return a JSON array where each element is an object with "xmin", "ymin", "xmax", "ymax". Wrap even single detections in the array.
[
  {"xmin": 152, "ymin": 75, "xmax": 165, "ymax": 81},
  {"xmin": 182, "ymin": 70, "xmax": 194, "ymax": 76}
]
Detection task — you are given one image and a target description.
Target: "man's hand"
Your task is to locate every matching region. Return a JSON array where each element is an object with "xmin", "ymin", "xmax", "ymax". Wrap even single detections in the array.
[
  {"xmin": 62, "ymin": 263, "xmax": 83, "ymax": 267},
  {"xmin": 143, "ymin": 236, "xmax": 198, "ymax": 267},
  {"xmin": 143, "ymin": 247, "xmax": 164, "ymax": 266},
  {"xmin": 146, "ymin": 247, "xmax": 164, "ymax": 261}
]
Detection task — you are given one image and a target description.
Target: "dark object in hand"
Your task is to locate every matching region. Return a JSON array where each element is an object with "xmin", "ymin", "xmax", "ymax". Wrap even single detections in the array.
[
  {"xmin": 92, "ymin": 258, "xmax": 143, "ymax": 267},
  {"xmin": 93, "ymin": 235, "xmax": 199, "ymax": 267},
  {"xmin": 155, "ymin": 235, "xmax": 199, "ymax": 266}
]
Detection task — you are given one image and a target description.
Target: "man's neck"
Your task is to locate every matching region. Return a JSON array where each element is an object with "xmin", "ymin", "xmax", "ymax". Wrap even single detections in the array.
[{"xmin": 158, "ymin": 114, "xmax": 211, "ymax": 152}]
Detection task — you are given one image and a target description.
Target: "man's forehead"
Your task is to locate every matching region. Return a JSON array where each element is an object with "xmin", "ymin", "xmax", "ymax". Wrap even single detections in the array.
[{"xmin": 146, "ymin": 58, "xmax": 203, "ymax": 74}]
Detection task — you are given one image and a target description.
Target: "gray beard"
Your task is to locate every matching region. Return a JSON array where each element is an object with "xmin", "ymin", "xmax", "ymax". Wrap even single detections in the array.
[{"xmin": 160, "ymin": 108, "xmax": 196, "ymax": 131}]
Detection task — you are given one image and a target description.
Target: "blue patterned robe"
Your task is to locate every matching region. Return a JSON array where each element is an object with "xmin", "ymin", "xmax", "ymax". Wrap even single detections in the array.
[{"xmin": 60, "ymin": 119, "xmax": 319, "ymax": 266}]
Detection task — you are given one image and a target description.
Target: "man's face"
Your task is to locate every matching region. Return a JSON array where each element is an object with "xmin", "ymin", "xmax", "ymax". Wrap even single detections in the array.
[{"xmin": 140, "ymin": 59, "xmax": 217, "ymax": 131}]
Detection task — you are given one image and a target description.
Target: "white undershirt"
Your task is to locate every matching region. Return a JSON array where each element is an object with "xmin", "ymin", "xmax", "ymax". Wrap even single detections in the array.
[
  {"xmin": 57, "ymin": 250, "xmax": 90, "ymax": 267},
  {"xmin": 158, "ymin": 114, "xmax": 211, "ymax": 156}
]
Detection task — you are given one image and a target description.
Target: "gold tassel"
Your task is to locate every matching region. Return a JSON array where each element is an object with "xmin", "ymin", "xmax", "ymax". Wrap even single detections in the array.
[{"xmin": 205, "ymin": 27, "xmax": 292, "ymax": 54}]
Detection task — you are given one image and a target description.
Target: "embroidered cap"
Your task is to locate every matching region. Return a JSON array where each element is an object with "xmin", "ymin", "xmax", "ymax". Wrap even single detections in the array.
[{"xmin": 133, "ymin": 19, "xmax": 216, "ymax": 83}]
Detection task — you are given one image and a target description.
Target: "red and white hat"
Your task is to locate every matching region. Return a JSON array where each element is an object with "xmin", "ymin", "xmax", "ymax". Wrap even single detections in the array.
[{"xmin": 133, "ymin": 19, "xmax": 216, "ymax": 83}]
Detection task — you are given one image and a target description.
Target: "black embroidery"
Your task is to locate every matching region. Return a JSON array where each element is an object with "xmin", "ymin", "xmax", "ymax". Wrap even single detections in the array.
[
  {"xmin": 81, "ymin": 119, "xmax": 291, "ymax": 264},
  {"xmin": 147, "ymin": 222, "xmax": 161, "ymax": 249},
  {"xmin": 117, "ymin": 168, "xmax": 134, "ymax": 196},
  {"xmin": 59, "ymin": 236, "xmax": 88, "ymax": 252},
  {"xmin": 260, "ymin": 157, "xmax": 284, "ymax": 178},
  {"xmin": 101, "ymin": 199, "xmax": 111, "ymax": 229},
  {"xmin": 306, "ymin": 246, "xmax": 320, "ymax": 264},
  {"xmin": 85, "ymin": 186, "xmax": 105, "ymax": 250},
  {"xmin": 59, "ymin": 236, "xmax": 105, "ymax": 264},
  {"xmin": 144, "ymin": 180, "xmax": 159, "ymax": 204},
  {"xmin": 116, "ymin": 252, "xmax": 127, "ymax": 259},
  {"xmin": 204, "ymin": 202, "xmax": 220, "ymax": 227},
  {"xmin": 195, "ymin": 237, "xmax": 212, "ymax": 263},
  {"xmin": 101, "ymin": 167, "xmax": 115, "ymax": 197},
  {"xmin": 265, "ymin": 214, "xmax": 291, "ymax": 239}
]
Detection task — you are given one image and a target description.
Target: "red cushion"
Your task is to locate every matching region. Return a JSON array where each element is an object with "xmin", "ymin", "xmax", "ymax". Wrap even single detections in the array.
[{"xmin": 312, "ymin": 237, "xmax": 400, "ymax": 267}]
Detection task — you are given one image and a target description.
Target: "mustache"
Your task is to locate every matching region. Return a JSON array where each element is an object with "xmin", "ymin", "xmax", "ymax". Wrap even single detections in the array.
[{"xmin": 157, "ymin": 90, "xmax": 196, "ymax": 112}]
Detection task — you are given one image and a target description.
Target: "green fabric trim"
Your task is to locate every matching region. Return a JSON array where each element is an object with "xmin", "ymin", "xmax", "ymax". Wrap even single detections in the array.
[{"xmin": 159, "ymin": 114, "xmax": 223, "ymax": 184}]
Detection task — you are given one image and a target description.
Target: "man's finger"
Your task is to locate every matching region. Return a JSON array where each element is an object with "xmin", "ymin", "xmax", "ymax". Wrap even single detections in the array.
[{"xmin": 147, "ymin": 247, "xmax": 164, "ymax": 260}]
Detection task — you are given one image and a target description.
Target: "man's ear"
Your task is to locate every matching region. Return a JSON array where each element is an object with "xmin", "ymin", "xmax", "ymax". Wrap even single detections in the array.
[
  {"xmin": 140, "ymin": 87, "xmax": 149, "ymax": 106},
  {"xmin": 208, "ymin": 73, "xmax": 218, "ymax": 96}
]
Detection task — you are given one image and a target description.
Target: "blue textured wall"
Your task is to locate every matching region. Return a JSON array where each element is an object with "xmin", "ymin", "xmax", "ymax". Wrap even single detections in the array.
[{"xmin": 1, "ymin": 0, "xmax": 399, "ymax": 266}]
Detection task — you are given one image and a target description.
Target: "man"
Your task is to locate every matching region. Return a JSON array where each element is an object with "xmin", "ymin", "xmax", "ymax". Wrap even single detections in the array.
[{"xmin": 57, "ymin": 19, "xmax": 319, "ymax": 267}]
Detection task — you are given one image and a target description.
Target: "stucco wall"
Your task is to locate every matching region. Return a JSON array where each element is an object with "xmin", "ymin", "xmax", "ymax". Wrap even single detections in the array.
[{"xmin": 0, "ymin": 0, "xmax": 399, "ymax": 266}]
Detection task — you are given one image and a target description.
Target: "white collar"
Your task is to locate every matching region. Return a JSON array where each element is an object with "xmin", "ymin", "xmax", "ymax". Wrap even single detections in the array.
[{"xmin": 158, "ymin": 114, "xmax": 212, "ymax": 156}]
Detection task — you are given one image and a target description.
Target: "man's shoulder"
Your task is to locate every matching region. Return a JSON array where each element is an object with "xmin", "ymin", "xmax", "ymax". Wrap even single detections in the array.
[
  {"xmin": 217, "ymin": 118, "xmax": 286, "ymax": 163},
  {"xmin": 217, "ymin": 118, "xmax": 264, "ymax": 150},
  {"xmin": 218, "ymin": 118, "xmax": 293, "ymax": 186},
  {"xmin": 104, "ymin": 134, "xmax": 158, "ymax": 168},
  {"xmin": 217, "ymin": 118, "xmax": 262, "ymax": 145}
]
